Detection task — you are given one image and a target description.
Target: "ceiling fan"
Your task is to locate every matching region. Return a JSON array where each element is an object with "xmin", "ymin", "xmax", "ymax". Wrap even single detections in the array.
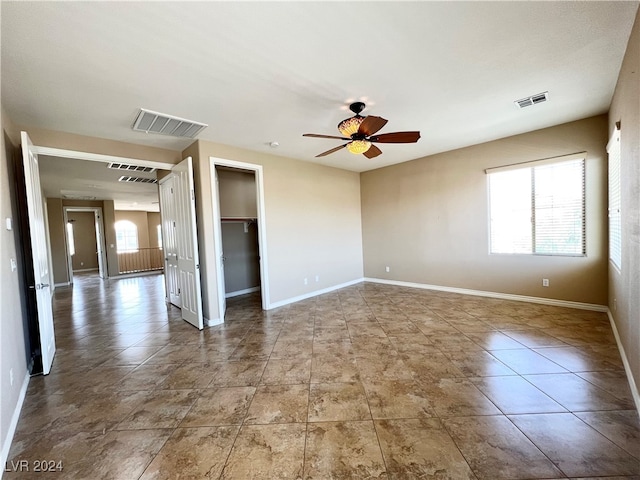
[{"xmin": 303, "ymin": 102, "xmax": 420, "ymax": 159}]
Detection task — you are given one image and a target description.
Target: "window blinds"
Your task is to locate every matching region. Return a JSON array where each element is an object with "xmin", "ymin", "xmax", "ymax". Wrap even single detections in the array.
[{"xmin": 488, "ymin": 155, "xmax": 586, "ymax": 256}]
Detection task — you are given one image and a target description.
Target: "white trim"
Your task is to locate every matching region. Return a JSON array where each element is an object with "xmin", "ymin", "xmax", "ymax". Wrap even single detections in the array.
[
  {"xmin": 1, "ymin": 372, "xmax": 30, "ymax": 474},
  {"xmin": 267, "ymin": 278, "xmax": 363, "ymax": 310},
  {"xmin": 206, "ymin": 317, "xmax": 224, "ymax": 327},
  {"xmin": 364, "ymin": 277, "xmax": 608, "ymax": 312},
  {"xmin": 54, "ymin": 281, "xmax": 71, "ymax": 288},
  {"xmin": 226, "ymin": 286, "xmax": 261, "ymax": 298},
  {"xmin": 72, "ymin": 268, "xmax": 99, "ymax": 273},
  {"xmin": 607, "ymin": 309, "xmax": 640, "ymax": 413},
  {"xmin": 31, "ymin": 146, "xmax": 175, "ymax": 171}
]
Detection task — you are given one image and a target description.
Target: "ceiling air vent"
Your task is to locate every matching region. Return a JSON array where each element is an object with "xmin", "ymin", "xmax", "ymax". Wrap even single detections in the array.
[
  {"xmin": 118, "ymin": 176, "xmax": 158, "ymax": 184},
  {"xmin": 514, "ymin": 91, "xmax": 548, "ymax": 109},
  {"xmin": 132, "ymin": 108, "xmax": 208, "ymax": 138},
  {"xmin": 108, "ymin": 162, "xmax": 156, "ymax": 173}
]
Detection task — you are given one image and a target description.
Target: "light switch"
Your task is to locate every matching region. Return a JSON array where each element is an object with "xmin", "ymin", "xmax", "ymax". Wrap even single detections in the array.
[
  {"xmin": 5, "ymin": 217, "xmax": 12, "ymax": 231},
  {"xmin": 10, "ymin": 258, "xmax": 17, "ymax": 272}
]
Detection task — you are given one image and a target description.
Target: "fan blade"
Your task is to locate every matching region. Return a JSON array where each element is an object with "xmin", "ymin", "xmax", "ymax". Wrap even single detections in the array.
[
  {"xmin": 303, "ymin": 133, "xmax": 350, "ymax": 140},
  {"xmin": 316, "ymin": 144, "xmax": 348, "ymax": 157},
  {"xmin": 363, "ymin": 144, "xmax": 382, "ymax": 159},
  {"xmin": 370, "ymin": 131, "xmax": 421, "ymax": 143},
  {"xmin": 358, "ymin": 116, "xmax": 388, "ymax": 136}
]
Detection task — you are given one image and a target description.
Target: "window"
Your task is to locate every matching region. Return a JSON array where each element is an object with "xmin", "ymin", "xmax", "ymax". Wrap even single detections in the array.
[
  {"xmin": 157, "ymin": 224, "xmax": 163, "ymax": 249},
  {"xmin": 115, "ymin": 220, "xmax": 138, "ymax": 252},
  {"xmin": 488, "ymin": 155, "xmax": 585, "ymax": 256},
  {"xmin": 608, "ymin": 126, "xmax": 621, "ymax": 270},
  {"xmin": 66, "ymin": 222, "xmax": 75, "ymax": 256}
]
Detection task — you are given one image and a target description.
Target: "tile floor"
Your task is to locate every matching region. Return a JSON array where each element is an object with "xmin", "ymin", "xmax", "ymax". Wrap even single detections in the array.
[{"xmin": 5, "ymin": 273, "xmax": 639, "ymax": 479}]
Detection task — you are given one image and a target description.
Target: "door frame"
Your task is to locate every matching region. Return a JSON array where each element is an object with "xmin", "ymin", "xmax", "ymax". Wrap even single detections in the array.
[
  {"xmin": 209, "ymin": 157, "xmax": 270, "ymax": 319},
  {"xmin": 62, "ymin": 206, "xmax": 108, "ymax": 281}
]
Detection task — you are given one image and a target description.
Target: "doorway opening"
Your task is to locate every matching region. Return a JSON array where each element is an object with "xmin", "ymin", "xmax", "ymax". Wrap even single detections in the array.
[
  {"xmin": 63, "ymin": 206, "xmax": 108, "ymax": 282},
  {"xmin": 210, "ymin": 157, "xmax": 270, "ymax": 322}
]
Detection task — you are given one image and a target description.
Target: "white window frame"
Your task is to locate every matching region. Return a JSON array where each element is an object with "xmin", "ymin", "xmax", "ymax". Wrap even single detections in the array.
[
  {"xmin": 486, "ymin": 152, "xmax": 586, "ymax": 256},
  {"xmin": 607, "ymin": 125, "xmax": 621, "ymax": 271},
  {"xmin": 115, "ymin": 220, "xmax": 139, "ymax": 252}
]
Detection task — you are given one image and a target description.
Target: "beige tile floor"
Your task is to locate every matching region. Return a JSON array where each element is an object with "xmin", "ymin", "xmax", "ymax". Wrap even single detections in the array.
[{"xmin": 5, "ymin": 273, "xmax": 639, "ymax": 479}]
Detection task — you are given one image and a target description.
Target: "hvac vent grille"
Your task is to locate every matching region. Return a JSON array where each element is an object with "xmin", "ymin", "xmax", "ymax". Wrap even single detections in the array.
[
  {"xmin": 108, "ymin": 162, "xmax": 156, "ymax": 173},
  {"xmin": 132, "ymin": 108, "xmax": 208, "ymax": 138},
  {"xmin": 118, "ymin": 176, "xmax": 158, "ymax": 184},
  {"xmin": 515, "ymin": 92, "xmax": 549, "ymax": 109}
]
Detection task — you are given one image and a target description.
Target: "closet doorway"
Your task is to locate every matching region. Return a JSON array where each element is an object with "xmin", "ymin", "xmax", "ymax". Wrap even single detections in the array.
[{"xmin": 211, "ymin": 158, "xmax": 270, "ymax": 320}]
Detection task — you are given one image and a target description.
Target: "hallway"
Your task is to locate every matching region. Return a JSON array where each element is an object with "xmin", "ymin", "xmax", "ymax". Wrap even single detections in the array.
[{"xmin": 5, "ymin": 274, "xmax": 639, "ymax": 479}]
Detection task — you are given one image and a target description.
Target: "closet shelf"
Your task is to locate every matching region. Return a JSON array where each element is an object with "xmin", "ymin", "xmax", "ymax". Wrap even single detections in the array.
[{"xmin": 221, "ymin": 217, "xmax": 257, "ymax": 222}]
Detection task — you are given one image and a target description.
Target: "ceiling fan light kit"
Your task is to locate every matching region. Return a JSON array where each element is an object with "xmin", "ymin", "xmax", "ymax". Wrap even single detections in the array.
[
  {"xmin": 337, "ymin": 116, "xmax": 364, "ymax": 137},
  {"xmin": 347, "ymin": 140, "xmax": 371, "ymax": 154},
  {"xmin": 304, "ymin": 102, "xmax": 420, "ymax": 159}
]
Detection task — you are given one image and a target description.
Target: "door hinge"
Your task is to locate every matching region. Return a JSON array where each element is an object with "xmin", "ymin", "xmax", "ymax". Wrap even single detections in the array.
[{"xmin": 178, "ymin": 288, "xmax": 181, "ymax": 294}]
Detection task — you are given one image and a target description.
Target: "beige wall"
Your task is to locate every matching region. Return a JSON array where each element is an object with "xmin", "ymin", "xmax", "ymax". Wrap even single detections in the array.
[
  {"xmin": 361, "ymin": 115, "xmax": 608, "ymax": 306},
  {"xmin": 68, "ymin": 211, "xmax": 98, "ymax": 271},
  {"xmin": 19, "ymin": 126, "xmax": 181, "ymax": 165},
  {"xmin": 46, "ymin": 198, "xmax": 68, "ymax": 284},
  {"xmin": 147, "ymin": 212, "xmax": 161, "ymax": 248},
  {"xmin": 187, "ymin": 140, "xmax": 364, "ymax": 320},
  {"xmin": 609, "ymin": 7, "xmax": 640, "ymax": 404},
  {"xmin": 217, "ymin": 167, "xmax": 258, "ymax": 218},
  {"xmin": 0, "ymin": 108, "xmax": 28, "ymax": 466}
]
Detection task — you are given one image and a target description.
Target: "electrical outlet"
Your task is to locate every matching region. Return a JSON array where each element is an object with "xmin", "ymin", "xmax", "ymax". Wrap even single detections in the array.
[
  {"xmin": 304, "ymin": 278, "xmax": 308, "ymax": 285},
  {"xmin": 315, "ymin": 275, "xmax": 319, "ymax": 282},
  {"xmin": 542, "ymin": 278, "xmax": 549, "ymax": 287},
  {"xmin": 10, "ymin": 368, "xmax": 14, "ymax": 386},
  {"xmin": 385, "ymin": 266, "xmax": 390, "ymax": 273}
]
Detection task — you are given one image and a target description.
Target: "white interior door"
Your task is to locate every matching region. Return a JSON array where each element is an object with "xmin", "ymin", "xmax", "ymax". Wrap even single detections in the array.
[
  {"xmin": 159, "ymin": 175, "xmax": 180, "ymax": 307},
  {"xmin": 173, "ymin": 157, "xmax": 203, "ymax": 329},
  {"xmin": 94, "ymin": 209, "xmax": 107, "ymax": 279},
  {"xmin": 213, "ymin": 168, "xmax": 227, "ymax": 318},
  {"xmin": 21, "ymin": 131, "xmax": 56, "ymax": 374}
]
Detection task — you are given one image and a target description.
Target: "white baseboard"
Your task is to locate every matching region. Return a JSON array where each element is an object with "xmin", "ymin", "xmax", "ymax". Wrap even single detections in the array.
[
  {"xmin": 607, "ymin": 309, "xmax": 640, "ymax": 413},
  {"xmin": 1, "ymin": 372, "xmax": 30, "ymax": 475},
  {"xmin": 72, "ymin": 268, "xmax": 99, "ymax": 273},
  {"xmin": 54, "ymin": 282, "xmax": 71, "ymax": 288},
  {"xmin": 206, "ymin": 317, "xmax": 224, "ymax": 327},
  {"xmin": 364, "ymin": 277, "xmax": 608, "ymax": 312},
  {"xmin": 267, "ymin": 278, "xmax": 364, "ymax": 310},
  {"xmin": 226, "ymin": 287, "xmax": 260, "ymax": 299}
]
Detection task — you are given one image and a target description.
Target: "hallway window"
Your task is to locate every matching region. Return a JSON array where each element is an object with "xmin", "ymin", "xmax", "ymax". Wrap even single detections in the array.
[{"xmin": 115, "ymin": 220, "xmax": 138, "ymax": 252}]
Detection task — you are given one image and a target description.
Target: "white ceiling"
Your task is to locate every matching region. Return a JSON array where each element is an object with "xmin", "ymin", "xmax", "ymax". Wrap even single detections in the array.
[
  {"xmin": 2, "ymin": 1, "xmax": 638, "ymax": 206},
  {"xmin": 38, "ymin": 156, "xmax": 164, "ymax": 212}
]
